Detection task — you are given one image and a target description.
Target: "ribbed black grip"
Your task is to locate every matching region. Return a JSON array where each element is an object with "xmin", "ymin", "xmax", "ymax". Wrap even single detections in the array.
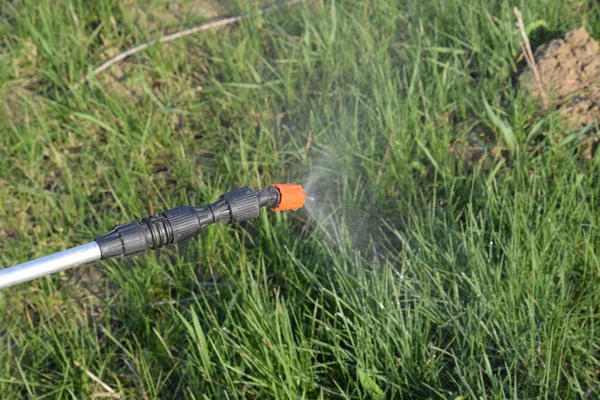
[
  {"xmin": 95, "ymin": 206, "xmax": 202, "ymax": 260},
  {"xmin": 163, "ymin": 206, "xmax": 201, "ymax": 243},
  {"xmin": 222, "ymin": 187, "xmax": 260, "ymax": 223}
]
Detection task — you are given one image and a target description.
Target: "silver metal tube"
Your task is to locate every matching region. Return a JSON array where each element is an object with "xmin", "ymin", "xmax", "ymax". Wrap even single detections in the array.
[{"xmin": 0, "ymin": 242, "xmax": 101, "ymax": 290}]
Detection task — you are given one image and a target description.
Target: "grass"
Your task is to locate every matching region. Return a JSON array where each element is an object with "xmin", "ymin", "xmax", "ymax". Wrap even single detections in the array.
[{"xmin": 1, "ymin": 0, "xmax": 599, "ymax": 398}]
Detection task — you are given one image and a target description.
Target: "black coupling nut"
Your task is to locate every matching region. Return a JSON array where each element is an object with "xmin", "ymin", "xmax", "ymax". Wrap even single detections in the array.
[{"xmin": 94, "ymin": 206, "xmax": 201, "ymax": 260}]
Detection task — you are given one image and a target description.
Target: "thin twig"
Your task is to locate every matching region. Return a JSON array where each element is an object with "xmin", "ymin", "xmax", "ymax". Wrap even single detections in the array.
[
  {"xmin": 514, "ymin": 7, "xmax": 547, "ymax": 107},
  {"xmin": 73, "ymin": 360, "xmax": 118, "ymax": 397},
  {"xmin": 73, "ymin": 0, "xmax": 302, "ymax": 90}
]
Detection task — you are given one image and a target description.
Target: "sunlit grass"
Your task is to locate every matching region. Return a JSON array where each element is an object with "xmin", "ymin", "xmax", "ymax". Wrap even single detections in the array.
[{"xmin": 1, "ymin": 0, "xmax": 599, "ymax": 398}]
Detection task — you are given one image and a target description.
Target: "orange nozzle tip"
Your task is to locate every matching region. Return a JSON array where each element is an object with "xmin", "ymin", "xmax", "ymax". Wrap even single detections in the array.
[{"xmin": 270, "ymin": 184, "xmax": 306, "ymax": 211}]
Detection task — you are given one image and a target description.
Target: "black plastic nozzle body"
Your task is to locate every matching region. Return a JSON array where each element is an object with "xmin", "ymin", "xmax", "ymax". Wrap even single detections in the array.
[{"xmin": 94, "ymin": 186, "xmax": 279, "ymax": 260}]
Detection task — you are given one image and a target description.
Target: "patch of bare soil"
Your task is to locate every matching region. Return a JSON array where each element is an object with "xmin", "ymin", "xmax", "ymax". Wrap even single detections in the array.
[{"xmin": 519, "ymin": 27, "xmax": 600, "ymax": 158}]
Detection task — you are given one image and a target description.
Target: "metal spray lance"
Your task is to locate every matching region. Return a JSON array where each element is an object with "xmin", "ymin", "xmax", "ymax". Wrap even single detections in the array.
[{"xmin": 0, "ymin": 184, "xmax": 306, "ymax": 290}]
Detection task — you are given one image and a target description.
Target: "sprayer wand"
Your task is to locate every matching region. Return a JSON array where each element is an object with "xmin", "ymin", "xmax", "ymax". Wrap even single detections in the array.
[{"xmin": 0, "ymin": 184, "xmax": 306, "ymax": 290}]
